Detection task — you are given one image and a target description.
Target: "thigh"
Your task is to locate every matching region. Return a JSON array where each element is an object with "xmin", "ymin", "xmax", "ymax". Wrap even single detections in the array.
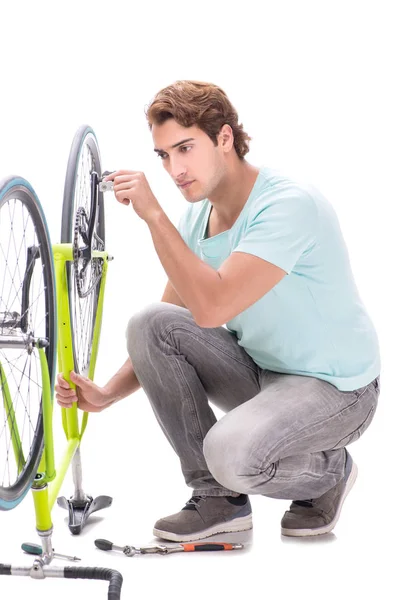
[
  {"xmin": 207, "ymin": 372, "xmax": 379, "ymax": 469},
  {"xmin": 126, "ymin": 302, "xmax": 262, "ymax": 413},
  {"xmin": 257, "ymin": 373, "xmax": 380, "ymax": 456}
]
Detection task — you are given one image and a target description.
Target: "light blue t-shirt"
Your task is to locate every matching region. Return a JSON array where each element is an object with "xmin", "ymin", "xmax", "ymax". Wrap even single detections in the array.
[{"xmin": 177, "ymin": 166, "xmax": 380, "ymax": 391}]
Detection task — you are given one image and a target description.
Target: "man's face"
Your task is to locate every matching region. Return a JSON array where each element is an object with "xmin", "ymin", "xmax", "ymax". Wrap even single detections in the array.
[{"xmin": 152, "ymin": 119, "xmax": 227, "ymax": 202}]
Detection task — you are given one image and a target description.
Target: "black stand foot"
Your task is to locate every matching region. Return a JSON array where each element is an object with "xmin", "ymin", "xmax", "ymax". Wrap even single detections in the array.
[{"xmin": 57, "ymin": 495, "xmax": 113, "ymax": 535}]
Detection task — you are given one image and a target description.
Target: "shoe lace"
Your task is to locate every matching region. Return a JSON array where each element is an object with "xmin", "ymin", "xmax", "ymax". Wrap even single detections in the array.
[{"xmin": 185, "ymin": 495, "xmax": 207, "ymax": 508}]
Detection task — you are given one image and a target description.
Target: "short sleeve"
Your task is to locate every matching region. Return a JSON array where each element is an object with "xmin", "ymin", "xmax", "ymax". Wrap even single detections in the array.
[{"xmin": 232, "ymin": 189, "xmax": 317, "ymax": 274}]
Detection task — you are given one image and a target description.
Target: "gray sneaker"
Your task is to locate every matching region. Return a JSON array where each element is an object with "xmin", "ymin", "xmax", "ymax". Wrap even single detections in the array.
[
  {"xmin": 281, "ymin": 450, "xmax": 358, "ymax": 537},
  {"xmin": 153, "ymin": 494, "xmax": 252, "ymax": 542}
]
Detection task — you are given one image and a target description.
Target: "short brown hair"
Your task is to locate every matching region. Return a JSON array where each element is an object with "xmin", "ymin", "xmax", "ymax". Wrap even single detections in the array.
[{"xmin": 145, "ymin": 80, "xmax": 251, "ymax": 159}]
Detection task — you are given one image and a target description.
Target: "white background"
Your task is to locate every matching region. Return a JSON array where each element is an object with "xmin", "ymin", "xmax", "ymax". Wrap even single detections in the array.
[{"xmin": 0, "ymin": 1, "xmax": 398, "ymax": 598}]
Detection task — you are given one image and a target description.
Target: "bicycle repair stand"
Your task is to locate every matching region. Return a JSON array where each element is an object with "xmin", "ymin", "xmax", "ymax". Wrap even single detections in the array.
[
  {"xmin": 0, "ymin": 471, "xmax": 123, "ymax": 597},
  {"xmin": 57, "ymin": 446, "xmax": 113, "ymax": 535}
]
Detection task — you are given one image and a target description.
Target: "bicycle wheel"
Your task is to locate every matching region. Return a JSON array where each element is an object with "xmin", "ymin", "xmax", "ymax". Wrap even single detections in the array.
[
  {"xmin": 0, "ymin": 176, "xmax": 56, "ymax": 510},
  {"xmin": 61, "ymin": 125, "xmax": 105, "ymax": 377}
]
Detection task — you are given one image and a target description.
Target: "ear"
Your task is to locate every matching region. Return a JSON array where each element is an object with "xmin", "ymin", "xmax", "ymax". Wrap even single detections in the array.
[{"xmin": 218, "ymin": 124, "xmax": 234, "ymax": 153}]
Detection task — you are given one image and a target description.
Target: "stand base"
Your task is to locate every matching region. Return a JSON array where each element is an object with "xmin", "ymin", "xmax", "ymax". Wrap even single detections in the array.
[{"xmin": 57, "ymin": 495, "xmax": 112, "ymax": 535}]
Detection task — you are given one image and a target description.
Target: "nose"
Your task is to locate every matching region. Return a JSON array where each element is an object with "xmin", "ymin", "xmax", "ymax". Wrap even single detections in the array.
[{"xmin": 167, "ymin": 155, "xmax": 186, "ymax": 181}]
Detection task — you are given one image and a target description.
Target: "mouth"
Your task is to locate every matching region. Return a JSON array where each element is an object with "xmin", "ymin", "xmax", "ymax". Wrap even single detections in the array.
[{"xmin": 178, "ymin": 181, "xmax": 194, "ymax": 189}]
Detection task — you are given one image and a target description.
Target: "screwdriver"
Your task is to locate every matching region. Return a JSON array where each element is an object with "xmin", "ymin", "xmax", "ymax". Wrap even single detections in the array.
[
  {"xmin": 95, "ymin": 538, "xmax": 244, "ymax": 556},
  {"xmin": 21, "ymin": 542, "xmax": 81, "ymax": 561}
]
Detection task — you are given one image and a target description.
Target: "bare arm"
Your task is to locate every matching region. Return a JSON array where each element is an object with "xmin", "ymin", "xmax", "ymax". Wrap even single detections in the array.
[
  {"xmin": 102, "ymin": 357, "xmax": 141, "ymax": 404},
  {"xmin": 160, "ymin": 279, "xmax": 187, "ymax": 308},
  {"xmin": 55, "ymin": 362, "xmax": 139, "ymax": 413}
]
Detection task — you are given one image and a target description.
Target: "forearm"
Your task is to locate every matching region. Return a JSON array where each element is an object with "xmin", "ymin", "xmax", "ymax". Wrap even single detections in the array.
[
  {"xmin": 147, "ymin": 210, "xmax": 220, "ymax": 325},
  {"xmin": 103, "ymin": 357, "xmax": 141, "ymax": 405}
]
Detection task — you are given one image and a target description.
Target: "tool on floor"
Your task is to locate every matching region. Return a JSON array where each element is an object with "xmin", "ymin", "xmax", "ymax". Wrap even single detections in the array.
[
  {"xmin": 94, "ymin": 538, "xmax": 244, "ymax": 557},
  {"xmin": 21, "ymin": 543, "xmax": 81, "ymax": 562}
]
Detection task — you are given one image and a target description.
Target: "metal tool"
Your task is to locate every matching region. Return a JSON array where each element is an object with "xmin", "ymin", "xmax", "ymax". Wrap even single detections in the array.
[
  {"xmin": 99, "ymin": 171, "xmax": 115, "ymax": 193},
  {"xmin": 95, "ymin": 538, "xmax": 244, "ymax": 557},
  {"xmin": 21, "ymin": 542, "xmax": 81, "ymax": 562}
]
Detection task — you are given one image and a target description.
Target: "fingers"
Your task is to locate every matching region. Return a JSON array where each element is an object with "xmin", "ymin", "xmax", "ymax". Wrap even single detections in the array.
[
  {"xmin": 105, "ymin": 170, "xmax": 138, "ymax": 181},
  {"xmin": 55, "ymin": 374, "xmax": 75, "ymax": 399},
  {"xmin": 113, "ymin": 178, "xmax": 137, "ymax": 205},
  {"xmin": 69, "ymin": 370, "xmax": 82, "ymax": 382},
  {"xmin": 55, "ymin": 371, "xmax": 102, "ymax": 412},
  {"xmin": 113, "ymin": 181, "xmax": 134, "ymax": 192},
  {"xmin": 55, "ymin": 386, "xmax": 76, "ymax": 398},
  {"xmin": 55, "ymin": 371, "xmax": 85, "ymax": 408},
  {"xmin": 112, "ymin": 175, "xmax": 137, "ymax": 185},
  {"xmin": 112, "ymin": 189, "xmax": 131, "ymax": 205},
  {"xmin": 56, "ymin": 372, "xmax": 71, "ymax": 389},
  {"xmin": 115, "ymin": 195, "xmax": 131, "ymax": 206},
  {"xmin": 70, "ymin": 371, "xmax": 93, "ymax": 387},
  {"xmin": 56, "ymin": 391, "xmax": 77, "ymax": 408}
]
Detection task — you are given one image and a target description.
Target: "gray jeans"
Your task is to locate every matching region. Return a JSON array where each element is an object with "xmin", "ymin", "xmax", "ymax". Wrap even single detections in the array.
[{"xmin": 126, "ymin": 302, "xmax": 380, "ymax": 501}]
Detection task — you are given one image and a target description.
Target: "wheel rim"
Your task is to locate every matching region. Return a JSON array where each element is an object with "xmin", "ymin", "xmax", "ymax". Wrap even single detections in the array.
[{"xmin": 65, "ymin": 131, "xmax": 103, "ymax": 376}]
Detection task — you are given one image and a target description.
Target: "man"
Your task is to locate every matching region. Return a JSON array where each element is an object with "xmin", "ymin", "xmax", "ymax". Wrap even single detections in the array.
[{"xmin": 56, "ymin": 80, "xmax": 381, "ymax": 541}]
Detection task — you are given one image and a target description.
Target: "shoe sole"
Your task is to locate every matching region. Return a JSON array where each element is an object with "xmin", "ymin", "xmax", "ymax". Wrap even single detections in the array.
[
  {"xmin": 281, "ymin": 462, "xmax": 358, "ymax": 537},
  {"xmin": 153, "ymin": 514, "xmax": 253, "ymax": 542}
]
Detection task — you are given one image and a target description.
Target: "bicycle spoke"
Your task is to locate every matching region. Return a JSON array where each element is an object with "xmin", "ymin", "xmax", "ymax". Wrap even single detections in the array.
[
  {"xmin": 0, "ymin": 350, "xmax": 43, "ymax": 390},
  {"xmin": 0, "ymin": 351, "xmax": 41, "ymax": 480},
  {"xmin": 0, "ymin": 188, "xmax": 51, "ymax": 496},
  {"xmin": 5, "ymin": 201, "xmax": 31, "ymax": 314},
  {"xmin": 1, "ymin": 213, "xmax": 44, "ymax": 330}
]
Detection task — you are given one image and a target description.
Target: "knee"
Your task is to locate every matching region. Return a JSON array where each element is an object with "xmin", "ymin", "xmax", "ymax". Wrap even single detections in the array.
[
  {"xmin": 203, "ymin": 422, "xmax": 255, "ymax": 494},
  {"xmin": 126, "ymin": 301, "xmax": 187, "ymax": 355}
]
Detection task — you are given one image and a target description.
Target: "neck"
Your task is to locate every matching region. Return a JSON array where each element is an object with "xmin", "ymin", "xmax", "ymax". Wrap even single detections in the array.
[{"xmin": 208, "ymin": 159, "xmax": 260, "ymax": 226}]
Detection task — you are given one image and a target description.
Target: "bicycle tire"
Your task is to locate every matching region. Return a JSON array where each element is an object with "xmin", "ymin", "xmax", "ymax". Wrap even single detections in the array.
[
  {"xmin": 60, "ymin": 125, "xmax": 105, "ymax": 377},
  {"xmin": 0, "ymin": 176, "xmax": 56, "ymax": 510}
]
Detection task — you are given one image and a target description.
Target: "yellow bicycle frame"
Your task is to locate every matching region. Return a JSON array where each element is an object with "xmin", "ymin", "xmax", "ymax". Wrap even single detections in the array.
[{"xmin": 33, "ymin": 243, "xmax": 109, "ymax": 533}]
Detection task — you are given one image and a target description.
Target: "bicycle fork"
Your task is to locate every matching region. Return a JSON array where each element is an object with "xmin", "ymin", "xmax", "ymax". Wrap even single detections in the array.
[{"xmin": 52, "ymin": 244, "xmax": 112, "ymax": 534}]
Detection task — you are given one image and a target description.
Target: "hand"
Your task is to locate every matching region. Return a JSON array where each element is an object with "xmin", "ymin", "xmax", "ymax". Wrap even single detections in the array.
[
  {"xmin": 55, "ymin": 372, "xmax": 111, "ymax": 413},
  {"xmin": 106, "ymin": 170, "xmax": 163, "ymax": 223}
]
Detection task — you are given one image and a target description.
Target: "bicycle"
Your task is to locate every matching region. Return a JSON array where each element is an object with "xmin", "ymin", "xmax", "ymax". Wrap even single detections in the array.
[{"xmin": 0, "ymin": 125, "xmax": 122, "ymax": 598}]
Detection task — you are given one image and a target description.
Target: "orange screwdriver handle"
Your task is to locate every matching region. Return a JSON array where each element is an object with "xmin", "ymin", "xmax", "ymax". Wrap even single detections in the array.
[{"xmin": 182, "ymin": 543, "xmax": 234, "ymax": 552}]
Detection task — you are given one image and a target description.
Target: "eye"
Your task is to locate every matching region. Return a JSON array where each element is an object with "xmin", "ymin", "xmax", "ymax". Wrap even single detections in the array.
[
  {"xmin": 180, "ymin": 145, "xmax": 192, "ymax": 153},
  {"xmin": 157, "ymin": 153, "xmax": 168, "ymax": 160}
]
